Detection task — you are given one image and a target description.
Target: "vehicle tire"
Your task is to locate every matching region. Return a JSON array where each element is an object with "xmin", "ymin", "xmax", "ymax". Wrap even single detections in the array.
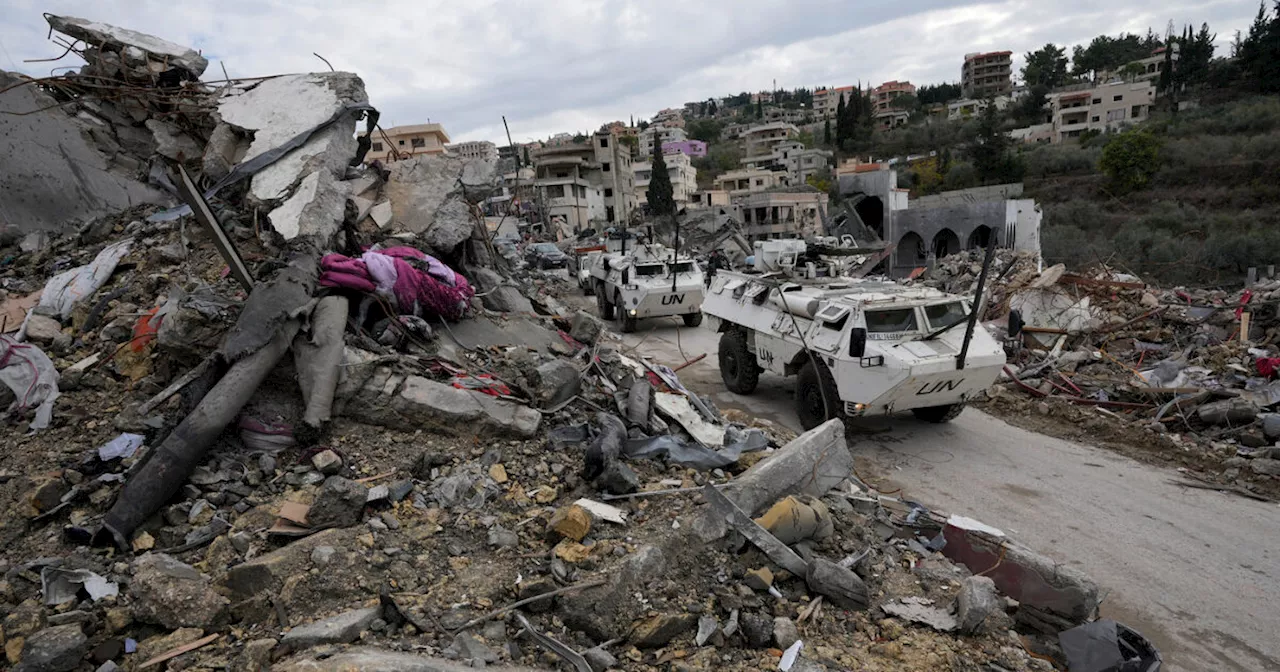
[
  {"xmin": 616, "ymin": 292, "xmax": 637, "ymax": 333},
  {"xmin": 582, "ymin": 278, "xmax": 594, "ymax": 296},
  {"xmin": 682, "ymin": 312, "xmax": 703, "ymax": 328},
  {"xmin": 596, "ymin": 285, "xmax": 614, "ymax": 320},
  {"xmin": 718, "ymin": 329, "xmax": 759, "ymax": 394},
  {"xmin": 538, "ymin": 259, "xmax": 547, "ymax": 271},
  {"xmin": 911, "ymin": 403, "xmax": 965, "ymax": 423},
  {"xmin": 795, "ymin": 356, "xmax": 841, "ymax": 431}
]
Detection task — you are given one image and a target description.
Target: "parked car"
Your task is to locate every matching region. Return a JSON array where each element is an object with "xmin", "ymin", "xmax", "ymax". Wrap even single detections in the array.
[{"xmin": 525, "ymin": 242, "xmax": 568, "ymax": 270}]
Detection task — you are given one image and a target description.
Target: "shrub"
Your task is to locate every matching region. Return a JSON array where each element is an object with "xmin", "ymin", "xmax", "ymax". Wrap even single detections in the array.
[
  {"xmin": 1022, "ymin": 144, "xmax": 1101, "ymax": 178},
  {"xmin": 1100, "ymin": 129, "xmax": 1161, "ymax": 192},
  {"xmin": 943, "ymin": 162, "xmax": 978, "ymax": 190}
]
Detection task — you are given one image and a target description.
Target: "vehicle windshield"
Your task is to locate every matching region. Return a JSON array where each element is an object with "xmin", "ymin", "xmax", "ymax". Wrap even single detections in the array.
[
  {"xmin": 669, "ymin": 261, "xmax": 696, "ymax": 274},
  {"xmin": 634, "ymin": 264, "xmax": 665, "ymax": 277},
  {"xmin": 924, "ymin": 302, "xmax": 967, "ymax": 330},
  {"xmin": 865, "ymin": 308, "xmax": 919, "ymax": 333},
  {"xmin": 532, "ymin": 243, "xmax": 558, "ymax": 253}
]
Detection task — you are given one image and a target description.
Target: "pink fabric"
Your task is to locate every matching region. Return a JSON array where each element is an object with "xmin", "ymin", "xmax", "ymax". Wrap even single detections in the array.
[{"xmin": 318, "ymin": 248, "xmax": 473, "ymax": 321}]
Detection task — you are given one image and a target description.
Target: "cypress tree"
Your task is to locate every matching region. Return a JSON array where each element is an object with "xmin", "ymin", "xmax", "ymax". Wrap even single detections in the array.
[{"xmin": 647, "ymin": 143, "xmax": 676, "ymax": 219}]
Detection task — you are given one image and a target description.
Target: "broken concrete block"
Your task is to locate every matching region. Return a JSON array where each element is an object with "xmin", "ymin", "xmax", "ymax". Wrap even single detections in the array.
[
  {"xmin": 1196, "ymin": 397, "xmax": 1259, "ymax": 425},
  {"xmin": 14, "ymin": 624, "xmax": 86, "ymax": 672},
  {"xmin": 744, "ymin": 567, "xmax": 774, "ymax": 592},
  {"xmin": 202, "ymin": 121, "xmax": 247, "ymax": 182},
  {"xmin": 45, "ymin": 15, "xmax": 209, "ymax": 77},
  {"xmin": 280, "ymin": 607, "xmax": 379, "ymax": 650},
  {"xmin": 311, "ymin": 450, "xmax": 343, "ymax": 475},
  {"xmin": 385, "ymin": 154, "xmax": 466, "ymax": 234},
  {"xmin": 570, "ymin": 310, "xmax": 603, "ymax": 344},
  {"xmin": 224, "ymin": 529, "xmax": 350, "ymax": 600},
  {"xmin": 1250, "ymin": 458, "xmax": 1280, "ymax": 475},
  {"xmin": 583, "ymin": 647, "xmax": 618, "ymax": 672},
  {"xmin": 805, "ymin": 558, "xmax": 868, "ymax": 610},
  {"xmin": 130, "ymin": 553, "xmax": 229, "ymax": 629},
  {"xmin": 773, "ymin": 616, "xmax": 800, "ymax": 649},
  {"xmin": 446, "ymin": 633, "xmax": 498, "ymax": 664},
  {"xmin": 144, "ymin": 119, "xmax": 203, "ymax": 162},
  {"xmin": 369, "ymin": 201, "xmax": 393, "ymax": 229},
  {"xmin": 307, "ymin": 476, "xmax": 367, "ymax": 528},
  {"xmin": 547, "ymin": 504, "xmax": 592, "ymax": 541},
  {"xmin": 696, "ymin": 419, "xmax": 851, "ymax": 541},
  {"xmin": 22, "ymin": 315, "xmax": 62, "ymax": 345},
  {"xmin": 956, "ymin": 575, "xmax": 1001, "ymax": 634},
  {"xmin": 421, "ymin": 196, "xmax": 475, "ymax": 255},
  {"xmin": 534, "ymin": 359, "xmax": 581, "ymax": 407},
  {"xmin": 231, "ymin": 638, "xmax": 277, "ymax": 672},
  {"xmin": 267, "ymin": 170, "xmax": 351, "ymax": 242},
  {"xmin": 630, "ymin": 613, "xmax": 695, "ymax": 648},
  {"xmin": 472, "ymin": 268, "xmax": 533, "ymax": 313},
  {"xmin": 562, "ymin": 545, "xmax": 666, "ymax": 641},
  {"xmin": 739, "ymin": 612, "xmax": 773, "ymax": 648},
  {"xmin": 342, "ymin": 372, "xmax": 540, "ymax": 438},
  {"xmin": 216, "ymin": 71, "xmax": 366, "ymax": 207}
]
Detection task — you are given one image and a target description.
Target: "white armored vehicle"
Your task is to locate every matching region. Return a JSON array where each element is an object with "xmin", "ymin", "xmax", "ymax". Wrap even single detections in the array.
[
  {"xmin": 702, "ymin": 239, "xmax": 1007, "ymax": 429},
  {"xmin": 589, "ymin": 235, "xmax": 705, "ymax": 333}
]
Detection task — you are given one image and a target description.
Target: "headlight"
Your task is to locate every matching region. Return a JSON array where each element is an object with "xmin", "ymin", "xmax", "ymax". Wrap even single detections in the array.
[{"xmin": 629, "ymin": 309, "xmax": 637, "ymax": 316}]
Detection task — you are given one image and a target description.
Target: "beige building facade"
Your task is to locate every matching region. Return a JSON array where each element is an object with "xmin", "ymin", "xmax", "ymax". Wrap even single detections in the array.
[
  {"xmin": 734, "ymin": 191, "xmax": 829, "ymax": 242},
  {"xmin": 714, "ymin": 168, "xmax": 788, "ymax": 198},
  {"xmin": 1048, "ymin": 81, "xmax": 1155, "ymax": 143},
  {"xmin": 367, "ymin": 123, "xmax": 450, "ymax": 163},
  {"xmin": 961, "ymin": 51, "xmax": 1013, "ymax": 98},
  {"xmin": 812, "ymin": 85, "xmax": 855, "ymax": 120},
  {"xmin": 634, "ymin": 152, "xmax": 697, "ymax": 206},
  {"xmin": 446, "ymin": 140, "xmax": 498, "ymax": 161}
]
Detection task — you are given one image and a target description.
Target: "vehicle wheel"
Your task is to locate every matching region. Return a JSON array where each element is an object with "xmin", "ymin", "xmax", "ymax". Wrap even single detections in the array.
[
  {"xmin": 795, "ymin": 356, "xmax": 841, "ymax": 431},
  {"xmin": 617, "ymin": 293, "xmax": 637, "ymax": 333},
  {"xmin": 538, "ymin": 259, "xmax": 548, "ymax": 271},
  {"xmin": 912, "ymin": 403, "xmax": 965, "ymax": 423},
  {"xmin": 682, "ymin": 312, "xmax": 703, "ymax": 328},
  {"xmin": 718, "ymin": 329, "xmax": 759, "ymax": 394},
  {"xmin": 582, "ymin": 278, "xmax": 594, "ymax": 296},
  {"xmin": 596, "ymin": 285, "xmax": 614, "ymax": 320}
]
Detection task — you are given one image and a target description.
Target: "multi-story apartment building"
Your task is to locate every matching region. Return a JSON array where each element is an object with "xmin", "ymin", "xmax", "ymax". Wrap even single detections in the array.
[
  {"xmin": 366, "ymin": 123, "xmax": 450, "ymax": 163},
  {"xmin": 634, "ymin": 152, "xmax": 698, "ymax": 206},
  {"xmin": 740, "ymin": 140, "xmax": 831, "ymax": 184},
  {"xmin": 961, "ymin": 51, "xmax": 1013, "ymax": 98},
  {"xmin": 735, "ymin": 191, "xmax": 829, "ymax": 242},
  {"xmin": 812, "ymin": 85, "xmax": 855, "ymax": 120},
  {"xmin": 871, "ymin": 80, "xmax": 916, "ymax": 113},
  {"xmin": 531, "ymin": 130, "xmax": 637, "ymax": 234},
  {"xmin": 651, "ymin": 108, "xmax": 685, "ymax": 128},
  {"xmin": 661, "ymin": 140, "xmax": 707, "ymax": 158},
  {"xmin": 446, "ymin": 140, "xmax": 498, "ymax": 162},
  {"xmin": 1047, "ymin": 80, "xmax": 1155, "ymax": 143},
  {"xmin": 740, "ymin": 122, "xmax": 799, "ymax": 160},
  {"xmin": 639, "ymin": 125, "xmax": 688, "ymax": 156},
  {"xmin": 713, "ymin": 168, "xmax": 789, "ymax": 198}
]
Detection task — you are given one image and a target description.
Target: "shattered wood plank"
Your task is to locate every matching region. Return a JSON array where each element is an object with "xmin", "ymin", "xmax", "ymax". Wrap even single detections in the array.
[
  {"xmin": 702, "ymin": 483, "xmax": 808, "ymax": 576},
  {"xmin": 136, "ymin": 357, "xmax": 212, "ymax": 415},
  {"xmin": 138, "ymin": 633, "xmax": 219, "ymax": 669}
]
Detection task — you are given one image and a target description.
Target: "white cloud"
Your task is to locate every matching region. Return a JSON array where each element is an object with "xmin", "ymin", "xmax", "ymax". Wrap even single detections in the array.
[{"xmin": 0, "ymin": 0, "xmax": 1259, "ymax": 144}]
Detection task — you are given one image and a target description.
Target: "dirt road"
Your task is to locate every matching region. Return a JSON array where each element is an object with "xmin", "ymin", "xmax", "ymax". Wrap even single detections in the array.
[{"xmin": 593, "ymin": 311, "xmax": 1280, "ymax": 672}]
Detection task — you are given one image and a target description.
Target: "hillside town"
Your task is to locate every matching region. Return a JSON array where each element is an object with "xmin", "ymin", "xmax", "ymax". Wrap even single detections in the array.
[{"xmin": 1, "ymin": 6, "xmax": 1280, "ymax": 672}]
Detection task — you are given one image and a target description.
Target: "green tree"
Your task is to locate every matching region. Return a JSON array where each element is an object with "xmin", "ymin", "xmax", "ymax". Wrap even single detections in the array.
[
  {"xmin": 890, "ymin": 93, "xmax": 918, "ymax": 111},
  {"xmin": 917, "ymin": 83, "xmax": 962, "ymax": 105},
  {"xmin": 1099, "ymin": 129, "xmax": 1161, "ymax": 192},
  {"xmin": 1013, "ymin": 84, "xmax": 1050, "ymax": 125},
  {"xmin": 1239, "ymin": 2, "xmax": 1280, "ymax": 92},
  {"xmin": 707, "ymin": 98, "xmax": 718, "ymax": 115},
  {"xmin": 756, "ymin": 98, "xmax": 764, "ymax": 118},
  {"xmin": 796, "ymin": 130, "xmax": 815, "ymax": 148},
  {"xmin": 835, "ymin": 94, "xmax": 847, "ymax": 144},
  {"xmin": 638, "ymin": 120, "xmax": 650, "ymax": 130},
  {"xmin": 686, "ymin": 118, "xmax": 723, "ymax": 143},
  {"xmin": 522, "ymin": 146, "xmax": 530, "ymax": 165},
  {"xmin": 969, "ymin": 100, "xmax": 1023, "ymax": 184},
  {"xmin": 823, "ymin": 118, "xmax": 831, "ymax": 145},
  {"xmin": 646, "ymin": 143, "xmax": 675, "ymax": 218},
  {"xmin": 1022, "ymin": 44, "xmax": 1069, "ymax": 88},
  {"xmin": 1071, "ymin": 32, "xmax": 1159, "ymax": 76}
]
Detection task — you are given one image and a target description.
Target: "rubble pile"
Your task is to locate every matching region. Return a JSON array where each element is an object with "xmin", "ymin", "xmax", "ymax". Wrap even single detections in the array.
[
  {"xmin": 927, "ymin": 248, "xmax": 1280, "ymax": 500},
  {"xmin": 0, "ymin": 15, "xmax": 1145, "ymax": 672}
]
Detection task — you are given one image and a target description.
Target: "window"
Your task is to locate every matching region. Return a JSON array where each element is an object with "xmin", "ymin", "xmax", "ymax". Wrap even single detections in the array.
[
  {"xmin": 1091, "ymin": 116, "xmax": 1100, "ymax": 123},
  {"xmin": 546, "ymin": 185, "xmax": 565, "ymax": 198},
  {"xmin": 635, "ymin": 264, "xmax": 664, "ymax": 277},
  {"xmin": 603, "ymin": 162, "xmax": 611, "ymax": 172},
  {"xmin": 606, "ymin": 206, "xmax": 615, "ymax": 222},
  {"xmin": 604, "ymin": 188, "xmax": 613, "ymax": 197},
  {"xmin": 372, "ymin": 142, "xmax": 384, "ymax": 151},
  {"xmin": 410, "ymin": 137, "xmax": 425, "ymax": 148},
  {"xmin": 1132, "ymin": 105, "xmax": 1144, "ymax": 118},
  {"xmin": 864, "ymin": 308, "xmax": 918, "ymax": 333},
  {"xmin": 398, "ymin": 139, "xmax": 405, "ymax": 146},
  {"xmin": 925, "ymin": 302, "xmax": 967, "ymax": 330},
  {"xmin": 599, "ymin": 137, "xmax": 609, "ymax": 148},
  {"xmin": 1091, "ymin": 98, "xmax": 1101, "ymax": 105},
  {"xmin": 755, "ymin": 179, "xmax": 764, "ymax": 186},
  {"xmin": 1113, "ymin": 95, "xmax": 1123, "ymax": 102},
  {"xmin": 1106, "ymin": 108, "xmax": 1126, "ymax": 122}
]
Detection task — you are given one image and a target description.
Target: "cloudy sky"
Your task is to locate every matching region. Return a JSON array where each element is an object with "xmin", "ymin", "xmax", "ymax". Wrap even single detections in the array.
[{"xmin": 0, "ymin": 0, "xmax": 1259, "ymax": 145}]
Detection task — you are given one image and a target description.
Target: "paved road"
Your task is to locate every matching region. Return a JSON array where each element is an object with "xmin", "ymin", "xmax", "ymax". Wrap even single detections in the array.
[{"xmin": 596, "ymin": 313, "xmax": 1280, "ymax": 672}]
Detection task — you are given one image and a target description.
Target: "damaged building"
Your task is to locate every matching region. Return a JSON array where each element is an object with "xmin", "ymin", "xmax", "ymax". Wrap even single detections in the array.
[
  {"xmin": 0, "ymin": 12, "xmax": 1178, "ymax": 672},
  {"xmin": 837, "ymin": 165, "xmax": 1041, "ymax": 276}
]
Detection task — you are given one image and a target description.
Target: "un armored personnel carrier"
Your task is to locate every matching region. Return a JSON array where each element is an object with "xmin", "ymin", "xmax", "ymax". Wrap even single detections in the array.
[
  {"xmin": 701, "ymin": 239, "xmax": 1007, "ymax": 429},
  {"xmin": 588, "ymin": 235, "xmax": 705, "ymax": 333}
]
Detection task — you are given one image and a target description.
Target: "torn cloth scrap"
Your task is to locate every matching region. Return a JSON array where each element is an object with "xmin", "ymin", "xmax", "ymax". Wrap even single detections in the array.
[{"xmin": 320, "ymin": 246, "xmax": 473, "ymax": 321}]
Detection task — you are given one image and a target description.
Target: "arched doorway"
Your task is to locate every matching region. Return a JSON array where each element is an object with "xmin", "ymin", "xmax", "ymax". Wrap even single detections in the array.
[
  {"xmin": 968, "ymin": 225, "xmax": 993, "ymax": 250},
  {"xmin": 854, "ymin": 196, "xmax": 885, "ymax": 240},
  {"xmin": 932, "ymin": 228, "xmax": 960, "ymax": 259},
  {"xmin": 898, "ymin": 231, "xmax": 926, "ymax": 267}
]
